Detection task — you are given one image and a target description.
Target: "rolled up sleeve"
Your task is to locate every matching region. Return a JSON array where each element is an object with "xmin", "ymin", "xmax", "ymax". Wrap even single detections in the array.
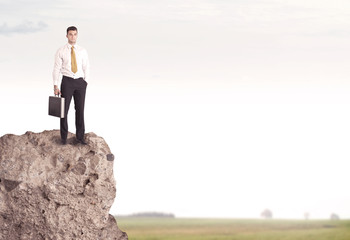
[
  {"xmin": 82, "ymin": 50, "xmax": 90, "ymax": 82},
  {"xmin": 52, "ymin": 49, "xmax": 62, "ymax": 85}
]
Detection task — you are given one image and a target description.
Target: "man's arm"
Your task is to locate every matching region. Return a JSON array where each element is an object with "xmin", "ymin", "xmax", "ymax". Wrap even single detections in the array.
[
  {"xmin": 82, "ymin": 49, "xmax": 90, "ymax": 82},
  {"xmin": 53, "ymin": 49, "xmax": 62, "ymax": 94}
]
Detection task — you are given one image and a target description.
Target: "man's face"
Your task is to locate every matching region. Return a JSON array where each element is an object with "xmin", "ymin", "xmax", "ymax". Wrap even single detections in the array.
[{"xmin": 66, "ymin": 30, "xmax": 78, "ymax": 45}]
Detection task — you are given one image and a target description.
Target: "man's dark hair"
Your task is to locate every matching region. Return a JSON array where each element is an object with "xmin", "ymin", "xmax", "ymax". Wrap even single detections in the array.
[{"xmin": 66, "ymin": 26, "xmax": 78, "ymax": 34}]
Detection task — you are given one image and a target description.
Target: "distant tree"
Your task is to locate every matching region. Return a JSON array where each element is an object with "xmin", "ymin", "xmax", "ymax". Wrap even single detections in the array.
[
  {"xmin": 330, "ymin": 213, "xmax": 340, "ymax": 220},
  {"xmin": 129, "ymin": 212, "xmax": 175, "ymax": 218},
  {"xmin": 261, "ymin": 209, "xmax": 273, "ymax": 219},
  {"xmin": 304, "ymin": 212, "xmax": 310, "ymax": 220}
]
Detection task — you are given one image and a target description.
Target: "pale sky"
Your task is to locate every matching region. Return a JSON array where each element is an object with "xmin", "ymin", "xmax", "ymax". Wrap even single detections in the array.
[{"xmin": 1, "ymin": 0, "xmax": 350, "ymax": 219}]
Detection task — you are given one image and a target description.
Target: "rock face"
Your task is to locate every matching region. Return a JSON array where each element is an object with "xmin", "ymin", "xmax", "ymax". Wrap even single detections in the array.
[{"xmin": 0, "ymin": 130, "xmax": 128, "ymax": 240}]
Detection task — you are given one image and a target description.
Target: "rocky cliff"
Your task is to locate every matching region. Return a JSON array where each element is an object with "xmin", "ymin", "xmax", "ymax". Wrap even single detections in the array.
[{"xmin": 0, "ymin": 130, "xmax": 128, "ymax": 240}]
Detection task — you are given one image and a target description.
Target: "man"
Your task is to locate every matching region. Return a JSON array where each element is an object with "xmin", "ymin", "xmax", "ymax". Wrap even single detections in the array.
[{"xmin": 53, "ymin": 26, "xmax": 90, "ymax": 145}]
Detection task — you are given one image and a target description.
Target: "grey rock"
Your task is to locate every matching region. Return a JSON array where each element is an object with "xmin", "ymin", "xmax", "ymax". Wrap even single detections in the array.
[
  {"xmin": 0, "ymin": 130, "xmax": 128, "ymax": 240},
  {"xmin": 106, "ymin": 154, "xmax": 114, "ymax": 161}
]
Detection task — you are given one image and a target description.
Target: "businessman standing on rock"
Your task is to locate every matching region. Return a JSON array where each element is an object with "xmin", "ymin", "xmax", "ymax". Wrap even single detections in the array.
[{"xmin": 52, "ymin": 26, "xmax": 90, "ymax": 145}]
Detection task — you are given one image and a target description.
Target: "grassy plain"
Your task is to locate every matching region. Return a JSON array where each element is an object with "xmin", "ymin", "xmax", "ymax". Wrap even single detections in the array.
[{"xmin": 116, "ymin": 217, "xmax": 350, "ymax": 240}]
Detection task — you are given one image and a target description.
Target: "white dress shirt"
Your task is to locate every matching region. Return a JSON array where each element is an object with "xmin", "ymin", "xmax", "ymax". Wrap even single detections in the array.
[{"xmin": 52, "ymin": 43, "xmax": 90, "ymax": 85}]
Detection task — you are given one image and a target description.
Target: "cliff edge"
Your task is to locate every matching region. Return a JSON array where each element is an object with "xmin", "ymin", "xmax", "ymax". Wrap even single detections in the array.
[{"xmin": 0, "ymin": 130, "xmax": 128, "ymax": 240}]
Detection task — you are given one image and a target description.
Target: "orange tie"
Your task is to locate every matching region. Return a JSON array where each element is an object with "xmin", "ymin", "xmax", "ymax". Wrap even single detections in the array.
[{"xmin": 71, "ymin": 46, "xmax": 77, "ymax": 73}]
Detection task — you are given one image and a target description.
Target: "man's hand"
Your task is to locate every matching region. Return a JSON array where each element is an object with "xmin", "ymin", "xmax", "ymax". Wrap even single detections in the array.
[{"xmin": 54, "ymin": 85, "xmax": 61, "ymax": 96}]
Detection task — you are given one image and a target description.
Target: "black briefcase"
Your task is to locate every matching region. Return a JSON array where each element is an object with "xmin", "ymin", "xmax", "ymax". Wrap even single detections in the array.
[{"xmin": 48, "ymin": 95, "xmax": 65, "ymax": 118}]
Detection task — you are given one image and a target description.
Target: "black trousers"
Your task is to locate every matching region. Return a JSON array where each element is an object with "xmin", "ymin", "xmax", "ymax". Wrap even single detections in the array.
[{"xmin": 60, "ymin": 76, "xmax": 87, "ymax": 141}]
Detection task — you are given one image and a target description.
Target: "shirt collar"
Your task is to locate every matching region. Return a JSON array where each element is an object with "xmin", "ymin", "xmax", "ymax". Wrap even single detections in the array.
[{"xmin": 66, "ymin": 43, "xmax": 79, "ymax": 49}]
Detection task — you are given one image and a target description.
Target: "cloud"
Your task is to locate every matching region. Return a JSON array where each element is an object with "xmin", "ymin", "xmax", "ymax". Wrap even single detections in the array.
[{"xmin": 0, "ymin": 21, "xmax": 48, "ymax": 35}]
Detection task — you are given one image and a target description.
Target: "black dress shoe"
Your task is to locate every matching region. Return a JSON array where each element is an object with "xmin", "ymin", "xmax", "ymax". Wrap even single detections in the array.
[
  {"xmin": 76, "ymin": 139, "xmax": 88, "ymax": 145},
  {"xmin": 61, "ymin": 139, "xmax": 67, "ymax": 145}
]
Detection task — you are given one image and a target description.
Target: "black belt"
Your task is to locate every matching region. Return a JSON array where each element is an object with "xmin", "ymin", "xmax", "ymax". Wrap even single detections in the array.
[{"xmin": 63, "ymin": 75, "xmax": 83, "ymax": 80}]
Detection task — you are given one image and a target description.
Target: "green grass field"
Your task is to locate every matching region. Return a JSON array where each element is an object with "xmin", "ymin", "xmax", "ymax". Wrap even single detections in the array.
[{"xmin": 116, "ymin": 217, "xmax": 350, "ymax": 240}]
